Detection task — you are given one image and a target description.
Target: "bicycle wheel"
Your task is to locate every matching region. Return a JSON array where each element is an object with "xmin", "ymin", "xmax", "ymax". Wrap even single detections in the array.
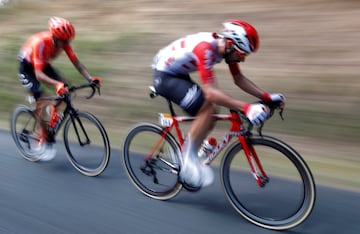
[
  {"xmin": 221, "ymin": 135, "xmax": 316, "ymax": 230},
  {"xmin": 122, "ymin": 123, "xmax": 183, "ymax": 200},
  {"xmin": 63, "ymin": 111, "xmax": 110, "ymax": 176},
  {"xmin": 11, "ymin": 105, "xmax": 42, "ymax": 161}
]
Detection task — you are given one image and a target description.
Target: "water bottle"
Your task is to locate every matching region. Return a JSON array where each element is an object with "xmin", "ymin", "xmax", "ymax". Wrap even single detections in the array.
[
  {"xmin": 49, "ymin": 107, "xmax": 63, "ymax": 130},
  {"xmin": 198, "ymin": 137, "xmax": 217, "ymax": 158}
]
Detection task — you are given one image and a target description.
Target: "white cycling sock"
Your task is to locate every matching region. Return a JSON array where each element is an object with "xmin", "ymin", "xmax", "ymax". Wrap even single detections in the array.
[
  {"xmin": 182, "ymin": 134, "xmax": 197, "ymax": 159},
  {"xmin": 180, "ymin": 134, "xmax": 202, "ymax": 186}
]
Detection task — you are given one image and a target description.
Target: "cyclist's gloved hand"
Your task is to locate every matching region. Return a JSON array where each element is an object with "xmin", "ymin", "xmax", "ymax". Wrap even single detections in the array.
[
  {"xmin": 55, "ymin": 82, "xmax": 67, "ymax": 95},
  {"xmin": 262, "ymin": 92, "xmax": 286, "ymax": 107},
  {"xmin": 244, "ymin": 103, "xmax": 268, "ymax": 125},
  {"xmin": 90, "ymin": 77, "xmax": 102, "ymax": 87}
]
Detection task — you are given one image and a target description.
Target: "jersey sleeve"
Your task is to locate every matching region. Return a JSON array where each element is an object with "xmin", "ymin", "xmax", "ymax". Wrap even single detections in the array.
[
  {"xmin": 64, "ymin": 43, "xmax": 78, "ymax": 62},
  {"xmin": 193, "ymin": 42, "xmax": 216, "ymax": 84}
]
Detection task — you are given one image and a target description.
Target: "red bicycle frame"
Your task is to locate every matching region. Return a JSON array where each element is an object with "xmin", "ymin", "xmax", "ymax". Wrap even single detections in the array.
[{"xmin": 155, "ymin": 110, "xmax": 269, "ymax": 187}]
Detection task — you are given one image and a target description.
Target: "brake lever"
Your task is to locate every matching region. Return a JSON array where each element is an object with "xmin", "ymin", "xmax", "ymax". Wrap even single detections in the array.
[
  {"xmin": 257, "ymin": 123, "xmax": 264, "ymax": 137},
  {"xmin": 257, "ymin": 105, "xmax": 284, "ymax": 137}
]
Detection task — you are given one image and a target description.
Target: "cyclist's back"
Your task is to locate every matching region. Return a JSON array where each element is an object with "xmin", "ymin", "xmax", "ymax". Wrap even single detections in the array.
[
  {"xmin": 152, "ymin": 32, "xmax": 222, "ymax": 79},
  {"xmin": 19, "ymin": 31, "xmax": 77, "ymax": 71}
]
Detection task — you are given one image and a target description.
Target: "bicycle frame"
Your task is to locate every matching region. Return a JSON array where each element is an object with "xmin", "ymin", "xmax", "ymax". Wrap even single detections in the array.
[
  {"xmin": 123, "ymin": 88, "xmax": 315, "ymax": 229},
  {"xmin": 156, "ymin": 107, "xmax": 269, "ymax": 187},
  {"xmin": 39, "ymin": 83, "xmax": 98, "ymax": 143}
]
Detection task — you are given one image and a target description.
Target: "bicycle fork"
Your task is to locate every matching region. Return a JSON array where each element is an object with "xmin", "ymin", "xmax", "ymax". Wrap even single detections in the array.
[
  {"xmin": 69, "ymin": 113, "xmax": 91, "ymax": 146},
  {"xmin": 238, "ymin": 136, "xmax": 269, "ymax": 187}
]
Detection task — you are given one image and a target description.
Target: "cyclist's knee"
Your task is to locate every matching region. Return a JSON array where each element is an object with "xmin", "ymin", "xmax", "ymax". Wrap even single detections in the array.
[{"xmin": 199, "ymin": 100, "xmax": 217, "ymax": 114}]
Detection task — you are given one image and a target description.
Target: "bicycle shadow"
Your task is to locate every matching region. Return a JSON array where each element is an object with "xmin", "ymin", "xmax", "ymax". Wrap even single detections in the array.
[
  {"xmin": 41, "ymin": 144, "xmax": 124, "ymax": 178},
  {"xmin": 164, "ymin": 168, "xmax": 311, "ymax": 234}
]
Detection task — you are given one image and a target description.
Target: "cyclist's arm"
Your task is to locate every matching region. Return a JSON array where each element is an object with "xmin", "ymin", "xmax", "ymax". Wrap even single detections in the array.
[
  {"xmin": 195, "ymin": 43, "xmax": 248, "ymax": 111},
  {"xmin": 202, "ymin": 83, "xmax": 249, "ymax": 111},
  {"xmin": 228, "ymin": 63, "xmax": 267, "ymax": 99},
  {"xmin": 35, "ymin": 69, "xmax": 62, "ymax": 88},
  {"xmin": 64, "ymin": 44, "xmax": 92, "ymax": 81},
  {"xmin": 32, "ymin": 44, "xmax": 63, "ymax": 89}
]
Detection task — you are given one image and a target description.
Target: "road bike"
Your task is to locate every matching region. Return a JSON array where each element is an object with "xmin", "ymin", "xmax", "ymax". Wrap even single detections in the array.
[
  {"xmin": 11, "ymin": 82, "xmax": 110, "ymax": 176},
  {"xmin": 122, "ymin": 86, "xmax": 316, "ymax": 230}
]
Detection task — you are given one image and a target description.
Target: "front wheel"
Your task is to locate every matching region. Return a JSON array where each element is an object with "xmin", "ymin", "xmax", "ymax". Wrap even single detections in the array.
[
  {"xmin": 122, "ymin": 123, "xmax": 183, "ymax": 200},
  {"xmin": 221, "ymin": 135, "xmax": 316, "ymax": 230},
  {"xmin": 63, "ymin": 111, "xmax": 110, "ymax": 176}
]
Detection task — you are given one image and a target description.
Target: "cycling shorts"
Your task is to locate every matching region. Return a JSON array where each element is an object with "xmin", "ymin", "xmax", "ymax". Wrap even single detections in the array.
[
  {"xmin": 18, "ymin": 58, "xmax": 63, "ymax": 100},
  {"xmin": 153, "ymin": 70, "xmax": 205, "ymax": 116}
]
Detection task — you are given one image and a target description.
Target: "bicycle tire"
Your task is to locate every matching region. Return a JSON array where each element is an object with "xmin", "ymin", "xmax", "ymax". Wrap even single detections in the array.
[
  {"xmin": 11, "ymin": 105, "xmax": 42, "ymax": 162},
  {"xmin": 221, "ymin": 135, "xmax": 316, "ymax": 230},
  {"xmin": 122, "ymin": 122, "xmax": 183, "ymax": 200},
  {"xmin": 63, "ymin": 111, "xmax": 110, "ymax": 176}
]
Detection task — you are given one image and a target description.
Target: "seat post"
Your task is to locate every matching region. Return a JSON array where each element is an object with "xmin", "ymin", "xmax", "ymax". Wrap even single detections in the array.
[
  {"xmin": 149, "ymin": 86, "xmax": 177, "ymax": 117},
  {"xmin": 167, "ymin": 100, "xmax": 176, "ymax": 117}
]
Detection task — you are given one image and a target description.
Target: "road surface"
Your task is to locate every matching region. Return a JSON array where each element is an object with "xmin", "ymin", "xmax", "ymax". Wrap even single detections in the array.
[{"xmin": 1, "ymin": 130, "xmax": 359, "ymax": 234}]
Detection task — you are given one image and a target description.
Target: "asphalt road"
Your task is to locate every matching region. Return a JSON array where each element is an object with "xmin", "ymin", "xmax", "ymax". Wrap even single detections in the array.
[{"xmin": 1, "ymin": 130, "xmax": 359, "ymax": 234}]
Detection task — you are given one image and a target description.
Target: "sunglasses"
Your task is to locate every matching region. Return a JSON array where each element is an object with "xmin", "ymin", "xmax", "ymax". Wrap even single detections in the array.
[
  {"xmin": 232, "ymin": 44, "xmax": 248, "ymax": 57},
  {"xmin": 226, "ymin": 40, "xmax": 248, "ymax": 57}
]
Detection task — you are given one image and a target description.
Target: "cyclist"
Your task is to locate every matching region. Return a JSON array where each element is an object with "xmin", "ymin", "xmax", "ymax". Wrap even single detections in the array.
[
  {"xmin": 18, "ymin": 16, "xmax": 102, "ymax": 161},
  {"xmin": 152, "ymin": 19, "xmax": 285, "ymax": 188}
]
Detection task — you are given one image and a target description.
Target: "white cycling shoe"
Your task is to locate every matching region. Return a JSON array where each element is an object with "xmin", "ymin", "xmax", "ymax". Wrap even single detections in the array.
[
  {"xmin": 180, "ymin": 152, "xmax": 214, "ymax": 188},
  {"xmin": 38, "ymin": 143, "xmax": 57, "ymax": 162},
  {"xmin": 199, "ymin": 163, "xmax": 214, "ymax": 187},
  {"xmin": 180, "ymin": 137, "xmax": 215, "ymax": 188}
]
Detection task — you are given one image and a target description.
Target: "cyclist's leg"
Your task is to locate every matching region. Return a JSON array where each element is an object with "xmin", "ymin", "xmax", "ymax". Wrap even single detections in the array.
[
  {"xmin": 188, "ymin": 100, "xmax": 217, "ymax": 147},
  {"xmin": 43, "ymin": 64, "xmax": 67, "ymax": 84},
  {"xmin": 18, "ymin": 59, "xmax": 47, "ymax": 144},
  {"xmin": 153, "ymin": 70, "xmax": 215, "ymax": 147},
  {"xmin": 184, "ymin": 98, "xmax": 217, "ymax": 187},
  {"xmin": 153, "ymin": 70, "xmax": 215, "ymax": 187}
]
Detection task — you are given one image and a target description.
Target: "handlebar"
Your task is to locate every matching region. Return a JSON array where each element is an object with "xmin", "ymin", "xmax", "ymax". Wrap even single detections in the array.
[
  {"xmin": 234, "ymin": 100, "xmax": 283, "ymax": 120},
  {"xmin": 68, "ymin": 82, "xmax": 101, "ymax": 99},
  {"xmin": 38, "ymin": 82, "xmax": 101, "ymax": 103},
  {"xmin": 235, "ymin": 101, "xmax": 284, "ymax": 136}
]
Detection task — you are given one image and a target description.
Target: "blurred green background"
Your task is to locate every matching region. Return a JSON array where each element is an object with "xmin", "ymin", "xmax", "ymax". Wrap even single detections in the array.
[{"xmin": 1, "ymin": 0, "xmax": 359, "ymax": 191}]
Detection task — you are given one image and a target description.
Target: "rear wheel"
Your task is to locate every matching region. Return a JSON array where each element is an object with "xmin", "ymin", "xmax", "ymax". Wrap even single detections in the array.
[
  {"xmin": 11, "ymin": 105, "xmax": 42, "ymax": 161},
  {"xmin": 122, "ymin": 123, "xmax": 183, "ymax": 200}
]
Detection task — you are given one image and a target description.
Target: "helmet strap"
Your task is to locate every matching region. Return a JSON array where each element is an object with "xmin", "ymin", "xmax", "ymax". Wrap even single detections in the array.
[
  {"xmin": 224, "ymin": 47, "xmax": 236, "ymax": 64},
  {"xmin": 223, "ymin": 39, "xmax": 236, "ymax": 63}
]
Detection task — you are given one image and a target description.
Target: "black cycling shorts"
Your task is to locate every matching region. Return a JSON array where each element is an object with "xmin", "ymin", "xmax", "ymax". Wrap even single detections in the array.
[
  {"xmin": 18, "ymin": 59, "xmax": 63, "ymax": 100},
  {"xmin": 153, "ymin": 70, "xmax": 205, "ymax": 116}
]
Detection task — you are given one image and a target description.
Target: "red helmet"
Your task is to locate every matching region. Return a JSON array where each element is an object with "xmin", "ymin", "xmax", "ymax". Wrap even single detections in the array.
[
  {"xmin": 221, "ymin": 19, "xmax": 259, "ymax": 54},
  {"xmin": 48, "ymin": 17, "xmax": 75, "ymax": 41}
]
